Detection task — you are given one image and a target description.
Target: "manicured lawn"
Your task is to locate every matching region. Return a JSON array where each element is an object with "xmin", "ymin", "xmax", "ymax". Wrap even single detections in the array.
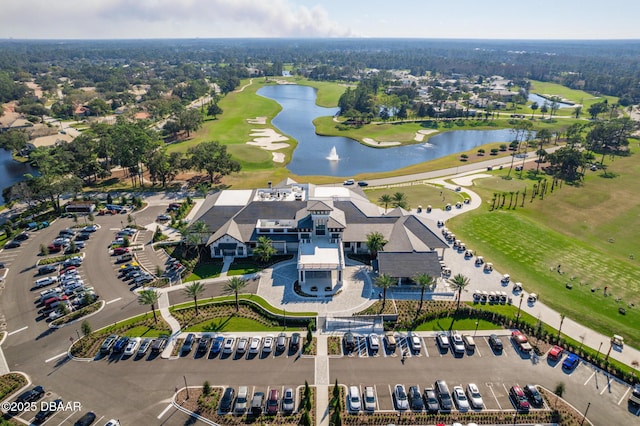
[
  {"xmin": 447, "ymin": 148, "xmax": 640, "ymax": 349},
  {"xmin": 364, "ymin": 183, "xmax": 466, "ymax": 211},
  {"xmin": 227, "ymin": 261, "xmax": 261, "ymax": 276},
  {"xmin": 529, "ymin": 80, "xmax": 619, "ymax": 109},
  {"xmin": 413, "ymin": 317, "xmax": 496, "ymax": 332},
  {"xmin": 170, "ymin": 293, "xmax": 317, "ymax": 317},
  {"xmin": 184, "ymin": 262, "xmax": 224, "ymax": 282}
]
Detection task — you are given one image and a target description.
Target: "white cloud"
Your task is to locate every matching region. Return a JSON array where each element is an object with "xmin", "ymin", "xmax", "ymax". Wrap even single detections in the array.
[{"xmin": 0, "ymin": 0, "xmax": 354, "ymax": 39}]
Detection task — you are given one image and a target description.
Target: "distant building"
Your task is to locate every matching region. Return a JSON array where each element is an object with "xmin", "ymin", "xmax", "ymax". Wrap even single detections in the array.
[{"xmin": 65, "ymin": 201, "xmax": 96, "ymax": 214}]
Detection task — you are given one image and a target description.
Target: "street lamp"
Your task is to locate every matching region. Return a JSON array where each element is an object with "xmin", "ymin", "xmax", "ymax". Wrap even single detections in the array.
[
  {"xmin": 596, "ymin": 341, "xmax": 603, "ymax": 359},
  {"xmin": 580, "ymin": 402, "xmax": 591, "ymax": 426},
  {"xmin": 516, "ymin": 293, "xmax": 524, "ymax": 325},
  {"xmin": 474, "ymin": 321, "xmax": 479, "ymax": 337}
]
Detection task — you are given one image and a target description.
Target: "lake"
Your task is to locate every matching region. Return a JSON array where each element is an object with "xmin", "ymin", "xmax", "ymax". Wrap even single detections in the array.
[
  {"xmin": 258, "ymin": 84, "xmax": 519, "ymax": 177},
  {"xmin": 528, "ymin": 93, "xmax": 574, "ymax": 109},
  {"xmin": 0, "ymin": 148, "xmax": 37, "ymax": 195}
]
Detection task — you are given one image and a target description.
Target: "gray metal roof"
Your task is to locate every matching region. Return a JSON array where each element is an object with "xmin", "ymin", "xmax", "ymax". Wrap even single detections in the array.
[{"xmin": 377, "ymin": 251, "xmax": 442, "ymax": 278}]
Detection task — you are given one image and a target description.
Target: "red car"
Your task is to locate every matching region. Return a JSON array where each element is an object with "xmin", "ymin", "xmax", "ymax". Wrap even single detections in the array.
[
  {"xmin": 113, "ymin": 247, "xmax": 129, "ymax": 256},
  {"xmin": 47, "ymin": 244, "xmax": 62, "ymax": 253},
  {"xmin": 547, "ymin": 345, "xmax": 564, "ymax": 361}
]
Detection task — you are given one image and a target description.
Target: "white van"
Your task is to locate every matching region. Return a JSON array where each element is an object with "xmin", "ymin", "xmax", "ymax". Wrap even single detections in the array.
[{"xmin": 234, "ymin": 386, "xmax": 248, "ymax": 413}]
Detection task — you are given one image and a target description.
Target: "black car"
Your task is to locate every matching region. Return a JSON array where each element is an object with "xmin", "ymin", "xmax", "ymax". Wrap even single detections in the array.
[
  {"xmin": 14, "ymin": 232, "xmax": 30, "ymax": 241},
  {"xmin": 74, "ymin": 411, "xmax": 96, "ymax": 426},
  {"xmin": 488, "ymin": 334, "xmax": 503, "ymax": 352},
  {"xmin": 423, "ymin": 387, "xmax": 440, "ymax": 413},
  {"xmin": 113, "ymin": 336, "xmax": 130, "ymax": 353},
  {"xmin": 151, "ymin": 336, "xmax": 168, "ymax": 353},
  {"xmin": 34, "ymin": 398, "xmax": 62, "ymax": 424},
  {"xmin": 357, "ymin": 181, "xmax": 369, "ymax": 187},
  {"xmin": 100, "ymin": 334, "xmax": 119, "ymax": 355},
  {"xmin": 344, "ymin": 332, "xmax": 356, "ymax": 352},
  {"xmin": 197, "ymin": 335, "xmax": 210, "ymax": 353},
  {"xmin": 290, "ymin": 332, "xmax": 301, "ymax": 351},
  {"xmin": 523, "ymin": 384, "xmax": 544, "ymax": 407},
  {"xmin": 15, "ymin": 385, "xmax": 45, "ymax": 404},
  {"xmin": 220, "ymin": 387, "xmax": 235, "ymax": 412},
  {"xmin": 408, "ymin": 385, "xmax": 424, "ymax": 411},
  {"xmin": 182, "ymin": 333, "xmax": 196, "ymax": 353},
  {"xmin": 4, "ymin": 240, "xmax": 21, "ymax": 249},
  {"xmin": 38, "ymin": 265, "xmax": 58, "ymax": 275},
  {"xmin": 75, "ymin": 232, "xmax": 91, "ymax": 241}
]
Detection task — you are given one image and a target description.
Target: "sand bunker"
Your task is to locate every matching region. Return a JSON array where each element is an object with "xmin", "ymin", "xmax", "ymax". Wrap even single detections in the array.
[
  {"xmin": 247, "ymin": 117, "xmax": 267, "ymax": 125},
  {"xmin": 246, "ymin": 128, "xmax": 290, "ymax": 151},
  {"xmin": 362, "ymin": 138, "xmax": 401, "ymax": 147},
  {"xmin": 413, "ymin": 129, "xmax": 438, "ymax": 142},
  {"xmin": 272, "ymin": 152, "xmax": 285, "ymax": 163}
]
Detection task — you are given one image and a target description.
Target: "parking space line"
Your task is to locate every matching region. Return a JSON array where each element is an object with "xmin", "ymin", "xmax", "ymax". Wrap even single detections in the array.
[
  {"xmin": 486, "ymin": 383, "xmax": 502, "ymax": 410},
  {"xmin": 475, "ymin": 345, "xmax": 482, "ymax": 357},
  {"xmin": 387, "ymin": 384, "xmax": 393, "ymax": 408},
  {"xmin": 45, "ymin": 352, "xmax": 68, "ymax": 363},
  {"xmin": 373, "ymin": 384, "xmax": 380, "ymax": 411},
  {"xmin": 583, "ymin": 371, "xmax": 596, "ymax": 386},
  {"xmin": 95, "ymin": 415, "xmax": 104, "ymax": 424},
  {"xmin": 7, "ymin": 326, "xmax": 28, "ymax": 336},
  {"xmin": 106, "ymin": 297, "xmax": 122, "ymax": 305},
  {"xmin": 600, "ymin": 374, "xmax": 613, "ymax": 395},
  {"xmin": 57, "ymin": 411, "xmax": 76, "ymax": 425},
  {"xmin": 421, "ymin": 337, "xmax": 429, "ymax": 357},
  {"xmin": 618, "ymin": 387, "xmax": 631, "ymax": 405},
  {"xmin": 157, "ymin": 403, "xmax": 173, "ymax": 419}
]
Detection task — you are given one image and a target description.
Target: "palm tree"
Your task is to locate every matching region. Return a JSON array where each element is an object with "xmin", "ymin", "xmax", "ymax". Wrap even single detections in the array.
[
  {"xmin": 183, "ymin": 281, "xmax": 206, "ymax": 315},
  {"xmin": 138, "ymin": 288, "xmax": 160, "ymax": 323},
  {"xmin": 365, "ymin": 231, "xmax": 388, "ymax": 260},
  {"xmin": 253, "ymin": 236, "xmax": 277, "ymax": 263},
  {"xmin": 413, "ymin": 273, "xmax": 436, "ymax": 314},
  {"xmin": 224, "ymin": 276, "xmax": 247, "ymax": 311},
  {"xmin": 448, "ymin": 273, "xmax": 470, "ymax": 310},
  {"xmin": 391, "ymin": 192, "xmax": 408, "ymax": 209},
  {"xmin": 378, "ymin": 194, "xmax": 393, "ymax": 213},
  {"xmin": 182, "ymin": 220, "xmax": 209, "ymax": 258},
  {"xmin": 375, "ymin": 273, "xmax": 395, "ymax": 310},
  {"xmin": 530, "ymin": 101, "xmax": 538, "ymax": 118}
]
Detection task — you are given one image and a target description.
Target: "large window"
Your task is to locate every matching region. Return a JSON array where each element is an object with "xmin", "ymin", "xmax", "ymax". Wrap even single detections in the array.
[{"xmin": 316, "ymin": 224, "xmax": 326, "ymax": 235}]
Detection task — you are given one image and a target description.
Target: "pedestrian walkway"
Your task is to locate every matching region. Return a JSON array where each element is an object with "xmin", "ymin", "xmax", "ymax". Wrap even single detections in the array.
[{"xmin": 315, "ymin": 335, "xmax": 330, "ymax": 426}]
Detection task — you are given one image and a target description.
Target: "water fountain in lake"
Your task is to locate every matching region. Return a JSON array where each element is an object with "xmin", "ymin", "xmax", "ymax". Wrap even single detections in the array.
[{"xmin": 326, "ymin": 146, "xmax": 340, "ymax": 161}]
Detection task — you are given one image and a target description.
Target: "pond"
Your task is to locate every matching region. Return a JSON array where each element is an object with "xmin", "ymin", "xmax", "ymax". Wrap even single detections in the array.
[
  {"xmin": 0, "ymin": 148, "xmax": 37, "ymax": 195},
  {"xmin": 528, "ymin": 93, "xmax": 574, "ymax": 109},
  {"xmin": 258, "ymin": 85, "xmax": 520, "ymax": 177}
]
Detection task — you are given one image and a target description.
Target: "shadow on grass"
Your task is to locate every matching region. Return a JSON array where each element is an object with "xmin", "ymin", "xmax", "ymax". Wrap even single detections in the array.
[{"xmin": 202, "ymin": 317, "xmax": 233, "ymax": 332}]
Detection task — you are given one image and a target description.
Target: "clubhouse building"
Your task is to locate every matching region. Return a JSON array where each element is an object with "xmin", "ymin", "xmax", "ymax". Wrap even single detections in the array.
[{"xmin": 191, "ymin": 179, "xmax": 449, "ymax": 294}]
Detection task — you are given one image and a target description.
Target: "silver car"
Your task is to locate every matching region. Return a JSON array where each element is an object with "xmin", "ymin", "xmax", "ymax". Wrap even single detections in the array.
[
  {"xmin": 466, "ymin": 383, "xmax": 483, "ymax": 409},
  {"xmin": 452, "ymin": 386, "xmax": 469, "ymax": 411},
  {"xmin": 394, "ymin": 384, "xmax": 409, "ymax": 410},
  {"xmin": 222, "ymin": 336, "xmax": 235, "ymax": 354}
]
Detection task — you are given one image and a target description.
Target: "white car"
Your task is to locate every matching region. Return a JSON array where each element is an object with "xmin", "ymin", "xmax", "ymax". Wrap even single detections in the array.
[
  {"xmin": 236, "ymin": 337, "xmax": 248, "ymax": 354},
  {"xmin": 408, "ymin": 333, "xmax": 421, "ymax": 353},
  {"xmin": 34, "ymin": 276, "xmax": 59, "ymax": 288},
  {"xmin": 282, "ymin": 388, "xmax": 295, "ymax": 412},
  {"xmin": 368, "ymin": 334, "xmax": 380, "ymax": 352},
  {"xmin": 123, "ymin": 337, "xmax": 141, "ymax": 356},
  {"xmin": 222, "ymin": 336, "xmax": 235, "ymax": 354},
  {"xmin": 466, "ymin": 383, "xmax": 483, "ymax": 409},
  {"xmin": 451, "ymin": 333, "xmax": 465, "ymax": 354},
  {"xmin": 249, "ymin": 336, "xmax": 261, "ymax": 354},
  {"xmin": 364, "ymin": 386, "xmax": 376, "ymax": 411},
  {"xmin": 262, "ymin": 335, "xmax": 274, "ymax": 352},
  {"xmin": 452, "ymin": 386, "xmax": 469, "ymax": 411},
  {"xmin": 348, "ymin": 386, "xmax": 361, "ymax": 412},
  {"xmin": 393, "ymin": 384, "xmax": 409, "ymax": 410},
  {"xmin": 436, "ymin": 332, "xmax": 450, "ymax": 349}
]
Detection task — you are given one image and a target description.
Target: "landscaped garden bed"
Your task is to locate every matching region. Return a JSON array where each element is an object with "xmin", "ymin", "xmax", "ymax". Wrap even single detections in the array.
[
  {"xmin": 0, "ymin": 373, "xmax": 27, "ymax": 402},
  {"xmin": 51, "ymin": 300, "xmax": 102, "ymax": 327}
]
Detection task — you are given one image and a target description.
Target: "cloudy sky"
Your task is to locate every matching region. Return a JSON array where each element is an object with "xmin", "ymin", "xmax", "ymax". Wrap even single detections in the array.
[{"xmin": 1, "ymin": 0, "xmax": 638, "ymax": 40}]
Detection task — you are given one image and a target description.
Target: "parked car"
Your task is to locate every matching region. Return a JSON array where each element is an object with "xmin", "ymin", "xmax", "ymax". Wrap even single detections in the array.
[
  {"xmin": 4, "ymin": 240, "xmax": 21, "ymax": 249},
  {"xmin": 197, "ymin": 335, "xmax": 211, "ymax": 354},
  {"xmin": 75, "ymin": 232, "xmax": 91, "ymax": 241},
  {"xmin": 137, "ymin": 338, "xmax": 154, "ymax": 356},
  {"xmin": 73, "ymin": 411, "xmax": 96, "ymax": 426},
  {"xmin": 38, "ymin": 265, "xmax": 58, "ymax": 275},
  {"xmin": 488, "ymin": 334, "xmax": 503, "ymax": 352},
  {"xmin": 436, "ymin": 332, "xmax": 450, "ymax": 349},
  {"xmin": 123, "ymin": 337, "xmax": 141, "ymax": 356},
  {"xmin": 282, "ymin": 388, "xmax": 295, "ymax": 412},
  {"xmin": 34, "ymin": 276, "xmax": 59, "ymax": 289},
  {"xmin": 100, "ymin": 334, "xmax": 119, "ymax": 354},
  {"xmin": 452, "ymin": 386, "xmax": 469, "ymax": 411},
  {"xmin": 236, "ymin": 337, "xmax": 248, "ymax": 354},
  {"xmin": 249, "ymin": 336, "xmax": 261, "ymax": 354},
  {"xmin": 434, "ymin": 380, "xmax": 452, "ymax": 411},
  {"xmin": 368, "ymin": 334, "xmax": 380, "ymax": 352},
  {"xmin": 511, "ymin": 330, "xmax": 533, "ymax": 353},
  {"xmin": 220, "ymin": 387, "xmax": 235, "ymax": 412},
  {"xmin": 393, "ymin": 384, "xmax": 409, "ymax": 410},
  {"xmin": 523, "ymin": 384, "xmax": 543, "ymax": 407},
  {"xmin": 348, "ymin": 386, "xmax": 361, "ymax": 412},
  {"xmin": 83, "ymin": 225, "xmax": 98, "ymax": 232},
  {"xmin": 15, "ymin": 385, "xmax": 45, "ymax": 405},
  {"xmin": 462, "ymin": 334, "xmax": 476, "ymax": 351},
  {"xmin": 562, "ymin": 353, "xmax": 580, "ymax": 370},
  {"xmin": 364, "ymin": 386, "xmax": 376, "ymax": 411},
  {"xmin": 344, "ymin": 332, "xmax": 356, "ymax": 352},
  {"xmin": 343, "ymin": 179, "xmax": 355, "ymax": 185},
  {"xmin": 290, "ymin": 332, "xmax": 301, "ymax": 351},
  {"xmin": 262, "ymin": 335, "xmax": 274, "ymax": 353},
  {"xmin": 510, "ymin": 385, "xmax": 530, "ymax": 411},
  {"xmin": 547, "ymin": 345, "xmax": 564, "ymax": 361},
  {"xmin": 113, "ymin": 247, "xmax": 129, "ymax": 256},
  {"xmin": 276, "ymin": 332, "xmax": 287, "ymax": 352},
  {"xmin": 151, "ymin": 336, "xmax": 168, "ymax": 353},
  {"xmin": 357, "ymin": 181, "xmax": 369, "ymax": 187},
  {"xmin": 34, "ymin": 398, "xmax": 63, "ymax": 423},
  {"xmin": 223, "ymin": 336, "xmax": 236, "ymax": 354},
  {"xmin": 385, "ymin": 333, "xmax": 397, "ymax": 351},
  {"xmin": 408, "ymin": 385, "xmax": 424, "ymax": 411},
  {"xmin": 235, "ymin": 386, "xmax": 249, "ymax": 413},
  {"xmin": 211, "ymin": 336, "xmax": 224, "ymax": 355},
  {"xmin": 266, "ymin": 388, "xmax": 279, "ymax": 415},
  {"xmin": 181, "ymin": 333, "xmax": 196, "ymax": 354},
  {"xmin": 113, "ymin": 336, "xmax": 130, "ymax": 353},
  {"xmin": 408, "ymin": 333, "xmax": 421, "ymax": 353},
  {"xmin": 466, "ymin": 383, "xmax": 483, "ymax": 409},
  {"xmin": 451, "ymin": 333, "xmax": 465, "ymax": 354},
  {"xmin": 423, "ymin": 387, "xmax": 440, "ymax": 413},
  {"xmin": 251, "ymin": 391, "xmax": 264, "ymax": 415},
  {"xmin": 14, "ymin": 232, "xmax": 30, "ymax": 241}
]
